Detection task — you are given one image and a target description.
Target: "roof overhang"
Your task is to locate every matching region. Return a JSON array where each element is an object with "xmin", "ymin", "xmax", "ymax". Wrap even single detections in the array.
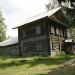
[{"xmin": 13, "ymin": 7, "xmax": 61, "ymax": 29}]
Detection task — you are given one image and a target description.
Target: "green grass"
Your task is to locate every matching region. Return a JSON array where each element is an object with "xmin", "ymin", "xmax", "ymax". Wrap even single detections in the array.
[{"xmin": 0, "ymin": 54, "xmax": 75, "ymax": 75}]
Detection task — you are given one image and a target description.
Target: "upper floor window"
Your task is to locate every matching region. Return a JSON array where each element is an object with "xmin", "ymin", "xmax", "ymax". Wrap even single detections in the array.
[
  {"xmin": 36, "ymin": 26, "xmax": 41, "ymax": 34},
  {"xmin": 22, "ymin": 29, "xmax": 26, "ymax": 38},
  {"xmin": 56, "ymin": 28, "xmax": 59, "ymax": 35},
  {"xmin": 51, "ymin": 26, "xmax": 54, "ymax": 34},
  {"xmin": 60, "ymin": 29, "xmax": 63, "ymax": 37}
]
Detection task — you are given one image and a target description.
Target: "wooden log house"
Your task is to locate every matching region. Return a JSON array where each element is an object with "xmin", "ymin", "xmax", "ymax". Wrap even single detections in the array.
[{"xmin": 14, "ymin": 7, "xmax": 67, "ymax": 56}]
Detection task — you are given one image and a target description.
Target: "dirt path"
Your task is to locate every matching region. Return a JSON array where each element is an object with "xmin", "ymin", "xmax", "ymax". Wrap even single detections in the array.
[
  {"xmin": 63, "ymin": 58, "xmax": 75, "ymax": 65},
  {"xmin": 48, "ymin": 58, "xmax": 75, "ymax": 75}
]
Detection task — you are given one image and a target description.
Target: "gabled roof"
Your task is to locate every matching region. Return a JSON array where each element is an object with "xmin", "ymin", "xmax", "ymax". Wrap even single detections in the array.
[
  {"xmin": 0, "ymin": 37, "xmax": 18, "ymax": 47},
  {"xmin": 14, "ymin": 7, "xmax": 61, "ymax": 29}
]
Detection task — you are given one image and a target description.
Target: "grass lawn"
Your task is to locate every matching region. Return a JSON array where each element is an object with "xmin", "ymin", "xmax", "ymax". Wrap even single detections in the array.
[{"xmin": 0, "ymin": 54, "xmax": 75, "ymax": 75}]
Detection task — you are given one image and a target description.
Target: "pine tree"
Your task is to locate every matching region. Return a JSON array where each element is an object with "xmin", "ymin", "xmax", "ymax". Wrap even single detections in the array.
[{"xmin": 0, "ymin": 9, "xmax": 6, "ymax": 42}]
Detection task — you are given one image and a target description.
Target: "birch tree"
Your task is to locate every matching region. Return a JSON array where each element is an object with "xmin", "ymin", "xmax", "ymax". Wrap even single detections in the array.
[{"xmin": 0, "ymin": 9, "xmax": 6, "ymax": 42}]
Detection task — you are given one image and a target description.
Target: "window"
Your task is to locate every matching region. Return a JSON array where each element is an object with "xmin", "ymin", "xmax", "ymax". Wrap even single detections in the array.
[
  {"xmin": 36, "ymin": 26, "xmax": 41, "ymax": 34},
  {"xmin": 22, "ymin": 30, "xmax": 26, "ymax": 37},
  {"xmin": 60, "ymin": 29, "xmax": 63, "ymax": 36},
  {"xmin": 51, "ymin": 26, "xmax": 54, "ymax": 33},
  {"xmin": 56, "ymin": 28, "xmax": 59, "ymax": 34}
]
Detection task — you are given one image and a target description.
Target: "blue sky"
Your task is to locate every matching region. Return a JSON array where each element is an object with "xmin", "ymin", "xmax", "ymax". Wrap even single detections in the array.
[{"xmin": 0, "ymin": 0, "xmax": 46, "ymax": 37}]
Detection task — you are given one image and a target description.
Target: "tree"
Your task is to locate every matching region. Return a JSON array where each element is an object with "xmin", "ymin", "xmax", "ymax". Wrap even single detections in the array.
[
  {"xmin": 57, "ymin": 0, "xmax": 75, "ymax": 26},
  {"xmin": 58, "ymin": 0, "xmax": 75, "ymax": 39},
  {"xmin": 0, "ymin": 9, "xmax": 6, "ymax": 42},
  {"xmin": 58, "ymin": 0, "xmax": 75, "ymax": 7},
  {"xmin": 45, "ymin": 0, "xmax": 69, "ymax": 25},
  {"xmin": 45, "ymin": 0, "xmax": 59, "ymax": 11},
  {"xmin": 46, "ymin": 0, "xmax": 75, "ymax": 26},
  {"xmin": 45, "ymin": 0, "xmax": 75, "ymax": 39}
]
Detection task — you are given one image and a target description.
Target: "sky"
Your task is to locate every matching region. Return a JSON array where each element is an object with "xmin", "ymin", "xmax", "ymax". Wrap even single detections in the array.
[{"xmin": 0, "ymin": 0, "xmax": 47, "ymax": 37}]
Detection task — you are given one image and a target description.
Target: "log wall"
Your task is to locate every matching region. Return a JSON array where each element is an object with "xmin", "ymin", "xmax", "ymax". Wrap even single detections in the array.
[
  {"xmin": 0, "ymin": 44, "xmax": 19, "ymax": 56},
  {"xmin": 18, "ymin": 18, "xmax": 50, "ymax": 56},
  {"xmin": 18, "ymin": 17, "xmax": 67, "ymax": 56}
]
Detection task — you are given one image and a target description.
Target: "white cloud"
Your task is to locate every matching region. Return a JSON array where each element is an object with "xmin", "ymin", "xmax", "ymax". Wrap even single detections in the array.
[{"xmin": 0, "ymin": 0, "xmax": 46, "ymax": 37}]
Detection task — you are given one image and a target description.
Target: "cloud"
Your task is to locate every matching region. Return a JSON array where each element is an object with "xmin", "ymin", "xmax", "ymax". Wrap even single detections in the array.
[{"xmin": 0, "ymin": 0, "xmax": 46, "ymax": 37}]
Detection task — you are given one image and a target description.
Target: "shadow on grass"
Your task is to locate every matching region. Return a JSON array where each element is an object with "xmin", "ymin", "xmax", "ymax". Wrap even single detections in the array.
[
  {"xmin": 0, "ymin": 59, "xmax": 28, "ymax": 69},
  {"xmin": 0, "ymin": 55, "xmax": 72, "ymax": 69},
  {"xmin": 48, "ymin": 64, "xmax": 75, "ymax": 75},
  {"xmin": 36, "ymin": 62, "xmax": 75, "ymax": 75},
  {"xmin": 0, "ymin": 55, "xmax": 23, "ymax": 60},
  {"xmin": 27, "ymin": 57, "xmax": 70, "ymax": 67}
]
